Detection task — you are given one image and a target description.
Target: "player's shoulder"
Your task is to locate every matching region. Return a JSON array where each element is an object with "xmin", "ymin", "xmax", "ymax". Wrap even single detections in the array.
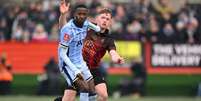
[
  {"xmin": 80, "ymin": 20, "xmax": 89, "ymax": 28},
  {"xmin": 83, "ymin": 20, "xmax": 90, "ymax": 26},
  {"xmin": 60, "ymin": 20, "xmax": 74, "ymax": 33},
  {"xmin": 61, "ymin": 19, "xmax": 73, "ymax": 30},
  {"xmin": 104, "ymin": 32, "xmax": 115, "ymax": 42},
  {"xmin": 101, "ymin": 29, "xmax": 113, "ymax": 39}
]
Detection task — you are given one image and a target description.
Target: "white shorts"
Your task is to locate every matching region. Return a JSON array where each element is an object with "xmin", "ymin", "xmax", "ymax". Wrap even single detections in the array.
[{"xmin": 60, "ymin": 62, "xmax": 93, "ymax": 87}]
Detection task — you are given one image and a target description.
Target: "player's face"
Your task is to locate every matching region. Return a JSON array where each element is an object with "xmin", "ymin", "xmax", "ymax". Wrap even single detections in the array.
[
  {"xmin": 74, "ymin": 8, "xmax": 89, "ymax": 24},
  {"xmin": 96, "ymin": 13, "xmax": 112, "ymax": 30}
]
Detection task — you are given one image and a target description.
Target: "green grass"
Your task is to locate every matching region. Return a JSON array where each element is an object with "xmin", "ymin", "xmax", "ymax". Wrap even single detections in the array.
[
  {"xmin": 0, "ymin": 96, "xmax": 200, "ymax": 101},
  {"xmin": 107, "ymin": 74, "xmax": 201, "ymax": 96},
  {"xmin": 11, "ymin": 74, "xmax": 201, "ymax": 96},
  {"xmin": 146, "ymin": 74, "xmax": 201, "ymax": 96},
  {"xmin": 12, "ymin": 74, "xmax": 38, "ymax": 95}
]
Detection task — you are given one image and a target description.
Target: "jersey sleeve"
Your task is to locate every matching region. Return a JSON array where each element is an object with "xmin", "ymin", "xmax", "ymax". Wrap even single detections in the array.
[
  {"xmin": 59, "ymin": 46, "xmax": 81, "ymax": 76},
  {"xmin": 59, "ymin": 27, "xmax": 73, "ymax": 47},
  {"xmin": 59, "ymin": 26, "xmax": 81, "ymax": 76},
  {"xmin": 86, "ymin": 21, "xmax": 101, "ymax": 32},
  {"xmin": 107, "ymin": 38, "xmax": 116, "ymax": 51}
]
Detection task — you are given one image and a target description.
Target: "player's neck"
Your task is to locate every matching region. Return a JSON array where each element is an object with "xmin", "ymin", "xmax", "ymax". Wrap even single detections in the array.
[
  {"xmin": 73, "ymin": 20, "xmax": 83, "ymax": 28},
  {"xmin": 100, "ymin": 29, "xmax": 106, "ymax": 33},
  {"xmin": 101, "ymin": 28, "xmax": 109, "ymax": 34}
]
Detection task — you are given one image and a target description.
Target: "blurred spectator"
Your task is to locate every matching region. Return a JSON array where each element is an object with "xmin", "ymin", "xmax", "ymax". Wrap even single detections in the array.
[
  {"xmin": 126, "ymin": 0, "xmax": 155, "ymax": 21},
  {"xmin": 176, "ymin": 8, "xmax": 199, "ymax": 43},
  {"xmin": 130, "ymin": 58, "xmax": 147, "ymax": 96},
  {"xmin": 117, "ymin": 58, "xmax": 147, "ymax": 97},
  {"xmin": 146, "ymin": 15, "xmax": 160, "ymax": 42},
  {"xmin": 31, "ymin": 2, "xmax": 46, "ymax": 24},
  {"xmin": 160, "ymin": 23, "xmax": 176, "ymax": 43},
  {"xmin": 101, "ymin": 0, "xmax": 115, "ymax": 10},
  {"xmin": 126, "ymin": 19, "xmax": 142, "ymax": 40},
  {"xmin": 184, "ymin": 17, "xmax": 199, "ymax": 43},
  {"xmin": 4, "ymin": 5, "xmax": 18, "ymax": 40},
  {"xmin": 32, "ymin": 24, "xmax": 48, "ymax": 42},
  {"xmin": 0, "ymin": 18, "xmax": 8, "ymax": 42},
  {"xmin": 111, "ymin": 4, "xmax": 127, "ymax": 39},
  {"xmin": 49, "ymin": 23, "xmax": 59, "ymax": 41},
  {"xmin": 89, "ymin": 0, "xmax": 101, "ymax": 16},
  {"xmin": 11, "ymin": 10, "xmax": 32, "ymax": 43},
  {"xmin": 0, "ymin": 0, "xmax": 199, "ymax": 42},
  {"xmin": 37, "ymin": 57, "xmax": 62, "ymax": 95},
  {"xmin": 154, "ymin": 0, "xmax": 174, "ymax": 16},
  {"xmin": 0, "ymin": 52, "xmax": 13, "ymax": 95},
  {"xmin": 43, "ymin": 4, "xmax": 58, "ymax": 33}
]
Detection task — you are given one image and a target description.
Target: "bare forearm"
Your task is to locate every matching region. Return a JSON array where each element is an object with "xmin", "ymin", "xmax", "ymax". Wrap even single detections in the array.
[
  {"xmin": 109, "ymin": 50, "xmax": 120, "ymax": 59},
  {"xmin": 59, "ymin": 13, "xmax": 68, "ymax": 29},
  {"xmin": 109, "ymin": 49, "xmax": 124, "ymax": 64}
]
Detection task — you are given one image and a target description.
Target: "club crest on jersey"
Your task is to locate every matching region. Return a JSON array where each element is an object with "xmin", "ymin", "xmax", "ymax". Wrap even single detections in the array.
[{"xmin": 64, "ymin": 33, "xmax": 70, "ymax": 41}]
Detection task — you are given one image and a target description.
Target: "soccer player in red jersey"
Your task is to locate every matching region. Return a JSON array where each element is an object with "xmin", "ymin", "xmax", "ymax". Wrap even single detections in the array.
[
  {"xmin": 55, "ymin": 1, "xmax": 124, "ymax": 101},
  {"xmin": 80, "ymin": 8, "xmax": 124, "ymax": 101}
]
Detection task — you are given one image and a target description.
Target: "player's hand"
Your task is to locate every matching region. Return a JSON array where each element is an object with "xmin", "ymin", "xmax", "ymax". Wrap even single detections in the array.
[
  {"xmin": 73, "ymin": 73, "xmax": 89, "ymax": 92},
  {"xmin": 60, "ymin": 0, "xmax": 70, "ymax": 14},
  {"xmin": 117, "ymin": 57, "xmax": 125, "ymax": 64},
  {"xmin": 75, "ymin": 73, "xmax": 84, "ymax": 80},
  {"xmin": 112, "ymin": 56, "xmax": 125, "ymax": 64},
  {"xmin": 110, "ymin": 50, "xmax": 125, "ymax": 64}
]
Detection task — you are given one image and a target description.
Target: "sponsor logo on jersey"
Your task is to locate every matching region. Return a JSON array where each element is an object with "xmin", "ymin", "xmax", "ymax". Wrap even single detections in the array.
[{"xmin": 64, "ymin": 33, "xmax": 70, "ymax": 41}]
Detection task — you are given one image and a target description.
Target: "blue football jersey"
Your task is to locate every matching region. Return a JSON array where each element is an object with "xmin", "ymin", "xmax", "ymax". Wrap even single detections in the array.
[{"xmin": 58, "ymin": 19, "xmax": 90, "ymax": 69}]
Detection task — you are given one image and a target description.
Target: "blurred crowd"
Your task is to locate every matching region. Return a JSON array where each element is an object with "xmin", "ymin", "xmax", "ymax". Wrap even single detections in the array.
[{"xmin": 0, "ymin": 0, "xmax": 201, "ymax": 43}]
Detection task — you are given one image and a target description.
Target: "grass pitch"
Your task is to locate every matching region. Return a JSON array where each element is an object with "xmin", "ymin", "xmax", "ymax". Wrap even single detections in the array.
[{"xmin": 0, "ymin": 96, "xmax": 200, "ymax": 101}]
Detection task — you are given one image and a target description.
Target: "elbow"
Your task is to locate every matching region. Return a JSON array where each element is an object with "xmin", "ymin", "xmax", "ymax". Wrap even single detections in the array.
[{"xmin": 59, "ymin": 47, "xmax": 67, "ymax": 59}]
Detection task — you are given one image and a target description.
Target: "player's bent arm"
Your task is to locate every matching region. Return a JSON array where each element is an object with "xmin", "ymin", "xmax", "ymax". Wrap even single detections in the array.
[
  {"xmin": 59, "ymin": 44, "xmax": 81, "ymax": 75},
  {"xmin": 109, "ymin": 49, "xmax": 125, "ymax": 64},
  {"xmin": 88, "ymin": 21, "xmax": 101, "ymax": 32},
  {"xmin": 59, "ymin": 0, "xmax": 70, "ymax": 29},
  {"xmin": 59, "ymin": 13, "xmax": 69, "ymax": 29}
]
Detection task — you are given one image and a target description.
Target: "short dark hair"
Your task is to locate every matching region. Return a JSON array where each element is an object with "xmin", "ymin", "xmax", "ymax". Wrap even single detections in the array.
[
  {"xmin": 97, "ymin": 8, "xmax": 112, "ymax": 18},
  {"xmin": 74, "ymin": 4, "xmax": 88, "ymax": 10}
]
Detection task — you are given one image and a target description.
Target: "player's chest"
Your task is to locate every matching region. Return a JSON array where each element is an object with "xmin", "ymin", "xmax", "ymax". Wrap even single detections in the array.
[
  {"xmin": 71, "ymin": 29, "xmax": 87, "ymax": 47},
  {"xmin": 72, "ymin": 29, "xmax": 87, "ymax": 41},
  {"xmin": 85, "ymin": 35, "xmax": 107, "ymax": 49}
]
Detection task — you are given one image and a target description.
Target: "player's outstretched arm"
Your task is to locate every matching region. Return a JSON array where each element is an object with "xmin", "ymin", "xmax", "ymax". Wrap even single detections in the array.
[
  {"xmin": 109, "ymin": 49, "xmax": 125, "ymax": 64},
  {"xmin": 88, "ymin": 21, "xmax": 101, "ymax": 32},
  {"xmin": 59, "ymin": 0, "xmax": 70, "ymax": 29}
]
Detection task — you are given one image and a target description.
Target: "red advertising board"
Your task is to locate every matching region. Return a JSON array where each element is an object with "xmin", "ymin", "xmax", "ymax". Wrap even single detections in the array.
[
  {"xmin": 1, "ymin": 42, "xmax": 201, "ymax": 74},
  {"xmin": 0, "ymin": 42, "xmax": 58, "ymax": 74}
]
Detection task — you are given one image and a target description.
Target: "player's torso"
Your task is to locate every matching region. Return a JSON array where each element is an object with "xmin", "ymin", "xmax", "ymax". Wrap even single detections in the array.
[
  {"xmin": 59, "ymin": 20, "xmax": 88, "ymax": 65},
  {"xmin": 82, "ymin": 30, "xmax": 109, "ymax": 68},
  {"xmin": 68, "ymin": 25, "xmax": 88, "ymax": 64}
]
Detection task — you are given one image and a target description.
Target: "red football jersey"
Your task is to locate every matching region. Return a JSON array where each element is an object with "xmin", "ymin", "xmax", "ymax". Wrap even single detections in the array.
[{"xmin": 82, "ymin": 29, "xmax": 116, "ymax": 69}]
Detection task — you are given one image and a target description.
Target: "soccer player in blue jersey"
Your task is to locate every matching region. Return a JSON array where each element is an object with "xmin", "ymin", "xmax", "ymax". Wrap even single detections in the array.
[
  {"xmin": 58, "ymin": 1, "xmax": 100, "ymax": 101},
  {"xmin": 55, "ymin": 1, "xmax": 124, "ymax": 101}
]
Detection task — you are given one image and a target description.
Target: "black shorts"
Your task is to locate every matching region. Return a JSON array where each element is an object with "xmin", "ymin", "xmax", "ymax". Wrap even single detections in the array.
[
  {"xmin": 90, "ymin": 68, "xmax": 106, "ymax": 86},
  {"xmin": 65, "ymin": 84, "xmax": 77, "ymax": 91}
]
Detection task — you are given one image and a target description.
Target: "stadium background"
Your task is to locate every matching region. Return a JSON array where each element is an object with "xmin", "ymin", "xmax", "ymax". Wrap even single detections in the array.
[{"xmin": 0, "ymin": 0, "xmax": 201, "ymax": 100}]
